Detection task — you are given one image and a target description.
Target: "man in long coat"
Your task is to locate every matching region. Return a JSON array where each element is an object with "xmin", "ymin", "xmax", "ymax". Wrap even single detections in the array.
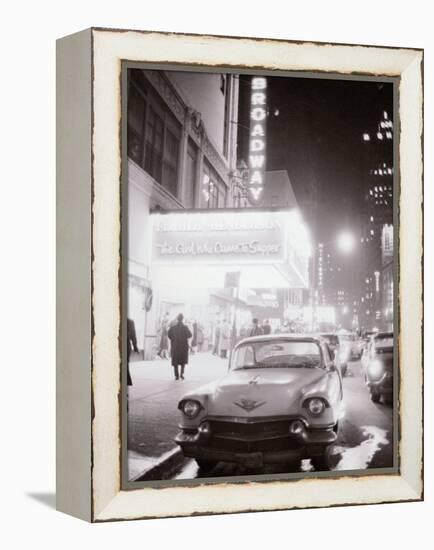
[
  {"xmin": 168, "ymin": 313, "xmax": 192, "ymax": 380},
  {"xmin": 249, "ymin": 318, "xmax": 263, "ymax": 337}
]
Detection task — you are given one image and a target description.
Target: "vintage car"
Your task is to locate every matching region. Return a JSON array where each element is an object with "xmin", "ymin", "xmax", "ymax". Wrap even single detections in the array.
[
  {"xmin": 319, "ymin": 332, "xmax": 347, "ymax": 376},
  {"xmin": 175, "ymin": 334, "xmax": 344, "ymax": 472},
  {"xmin": 362, "ymin": 331, "xmax": 394, "ymax": 403},
  {"xmin": 337, "ymin": 332, "xmax": 361, "ymax": 366}
]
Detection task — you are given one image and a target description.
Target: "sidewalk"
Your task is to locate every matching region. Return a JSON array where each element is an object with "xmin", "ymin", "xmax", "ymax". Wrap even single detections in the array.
[{"xmin": 127, "ymin": 352, "xmax": 229, "ymax": 480}]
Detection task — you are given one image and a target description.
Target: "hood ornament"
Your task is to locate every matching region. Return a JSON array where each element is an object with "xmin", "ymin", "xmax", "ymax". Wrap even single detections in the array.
[
  {"xmin": 249, "ymin": 375, "xmax": 261, "ymax": 385},
  {"xmin": 234, "ymin": 398, "xmax": 266, "ymax": 412}
]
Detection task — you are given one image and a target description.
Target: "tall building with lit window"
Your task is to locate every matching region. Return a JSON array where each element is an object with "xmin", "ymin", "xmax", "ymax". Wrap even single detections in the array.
[
  {"xmin": 359, "ymin": 110, "xmax": 394, "ymax": 331},
  {"xmin": 127, "ymin": 69, "xmax": 239, "ymax": 355},
  {"xmin": 316, "ymin": 244, "xmax": 354, "ymax": 329}
]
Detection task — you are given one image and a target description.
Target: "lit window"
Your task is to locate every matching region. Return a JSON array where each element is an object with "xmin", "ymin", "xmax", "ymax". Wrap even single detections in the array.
[{"xmin": 363, "ymin": 133, "xmax": 370, "ymax": 141}]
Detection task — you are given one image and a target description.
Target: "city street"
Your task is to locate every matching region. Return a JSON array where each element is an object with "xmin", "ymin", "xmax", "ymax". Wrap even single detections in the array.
[
  {"xmin": 124, "ymin": 68, "xmax": 397, "ymax": 485},
  {"xmin": 127, "ymin": 352, "xmax": 230, "ymax": 480},
  {"xmin": 128, "ymin": 351, "xmax": 393, "ymax": 481}
]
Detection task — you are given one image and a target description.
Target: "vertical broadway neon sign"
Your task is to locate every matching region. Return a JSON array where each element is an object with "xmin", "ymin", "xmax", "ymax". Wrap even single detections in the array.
[{"xmin": 248, "ymin": 77, "xmax": 267, "ymax": 203}]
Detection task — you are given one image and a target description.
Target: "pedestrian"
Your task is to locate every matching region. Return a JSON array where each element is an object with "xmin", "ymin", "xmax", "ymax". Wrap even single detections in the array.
[
  {"xmin": 157, "ymin": 312, "xmax": 170, "ymax": 359},
  {"xmin": 249, "ymin": 318, "xmax": 263, "ymax": 337},
  {"xmin": 191, "ymin": 320, "xmax": 198, "ymax": 353},
  {"xmin": 212, "ymin": 321, "xmax": 221, "ymax": 356},
  {"xmin": 127, "ymin": 318, "xmax": 139, "ymax": 386},
  {"xmin": 219, "ymin": 319, "xmax": 231, "ymax": 359},
  {"xmin": 168, "ymin": 313, "xmax": 192, "ymax": 380},
  {"xmin": 196, "ymin": 322, "xmax": 204, "ymax": 352},
  {"xmin": 262, "ymin": 319, "xmax": 271, "ymax": 335}
]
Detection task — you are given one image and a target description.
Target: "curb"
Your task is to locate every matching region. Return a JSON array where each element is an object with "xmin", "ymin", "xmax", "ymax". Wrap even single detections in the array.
[{"xmin": 133, "ymin": 447, "xmax": 185, "ymax": 482}]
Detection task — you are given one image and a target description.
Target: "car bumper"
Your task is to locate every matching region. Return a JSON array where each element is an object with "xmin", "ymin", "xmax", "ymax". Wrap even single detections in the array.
[
  {"xmin": 175, "ymin": 420, "xmax": 337, "ymax": 465},
  {"xmin": 366, "ymin": 372, "xmax": 393, "ymax": 393}
]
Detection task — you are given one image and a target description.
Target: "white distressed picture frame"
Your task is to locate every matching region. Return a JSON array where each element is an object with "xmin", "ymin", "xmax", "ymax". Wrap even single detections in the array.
[{"xmin": 56, "ymin": 28, "xmax": 423, "ymax": 522}]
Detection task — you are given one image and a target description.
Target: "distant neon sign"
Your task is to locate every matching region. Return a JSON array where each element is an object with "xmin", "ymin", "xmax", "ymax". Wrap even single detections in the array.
[{"xmin": 248, "ymin": 77, "xmax": 267, "ymax": 202}]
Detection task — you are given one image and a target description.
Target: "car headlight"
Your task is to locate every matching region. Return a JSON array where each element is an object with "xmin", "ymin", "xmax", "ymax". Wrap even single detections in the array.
[
  {"xmin": 181, "ymin": 400, "xmax": 201, "ymax": 418},
  {"xmin": 305, "ymin": 397, "xmax": 326, "ymax": 416},
  {"xmin": 368, "ymin": 359, "xmax": 384, "ymax": 380}
]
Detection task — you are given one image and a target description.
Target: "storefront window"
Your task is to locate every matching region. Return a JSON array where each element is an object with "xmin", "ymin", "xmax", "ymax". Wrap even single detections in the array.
[
  {"xmin": 127, "ymin": 76, "xmax": 147, "ymax": 165},
  {"xmin": 185, "ymin": 140, "xmax": 197, "ymax": 207},
  {"xmin": 201, "ymin": 160, "xmax": 227, "ymax": 209},
  {"xmin": 145, "ymin": 106, "xmax": 164, "ymax": 183},
  {"xmin": 127, "ymin": 71, "xmax": 181, "ymax": 199},
  {"xmin": 162, "ymin": 128, "xmax": 179, "ymax": 197}
]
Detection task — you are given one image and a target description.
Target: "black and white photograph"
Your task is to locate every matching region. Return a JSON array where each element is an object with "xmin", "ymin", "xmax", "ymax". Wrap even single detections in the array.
[{"xmin": 124, "ymin": 66, "xmax": 396, "ymax": 484}]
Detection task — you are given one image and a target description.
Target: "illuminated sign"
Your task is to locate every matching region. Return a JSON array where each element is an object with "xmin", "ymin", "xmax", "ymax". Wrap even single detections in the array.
[
  {"xmin": 248, "ymin": 77, "xmax": 267, "ymax": 203},
  {"xmin": 150, "ymin": 210, "xmax": 286, "ymax": 265},
  {"xmin": 149, "ymin": 209, "xmax": 311, "ymax": 288}
]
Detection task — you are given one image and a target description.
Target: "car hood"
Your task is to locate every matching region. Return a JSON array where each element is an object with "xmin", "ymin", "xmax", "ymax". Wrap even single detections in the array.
[{"xmin": 187, "ymin": 367, "xmax": 330, "ymax": 418}]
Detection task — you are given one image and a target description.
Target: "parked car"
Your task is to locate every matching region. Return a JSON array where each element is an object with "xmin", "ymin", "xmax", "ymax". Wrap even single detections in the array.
[
  {"xmin": 319, "ymin": 333, "xmax": 347, "ymax": 377},
  {"xmin": 175, "ymin": 334, "xmax": 343, "ymax": 472},
  {"xmin": 336, "ymin": 334, "xmax": 352, "ymax": 375},
  {"xmin": 352, "ymin": 336, "xmax": 365, "ymax": 359},
  {"xmin": 340, "ymin": 332, "xmax": 363, "ymax": 360},
  {"xmin": 362, "ymin": 331, "xmax": 394, "ymax": 403}
]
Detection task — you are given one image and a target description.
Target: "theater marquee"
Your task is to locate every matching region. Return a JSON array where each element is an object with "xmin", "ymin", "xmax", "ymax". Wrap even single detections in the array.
[{"xmin": 150, "ymin": 210, "xmax": 286, "ymax": 265}]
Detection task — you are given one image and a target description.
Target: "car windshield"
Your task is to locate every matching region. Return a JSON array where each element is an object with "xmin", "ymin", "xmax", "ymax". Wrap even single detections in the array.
[{"xmin": 232, "ymin": 340, "xmax": 323, "ymax": 370}]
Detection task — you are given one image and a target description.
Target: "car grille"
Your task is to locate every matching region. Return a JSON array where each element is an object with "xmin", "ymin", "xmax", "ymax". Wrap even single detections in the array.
[{"xmin": 207, "ymin": 419, "xmax": 299, "ymax": 452}]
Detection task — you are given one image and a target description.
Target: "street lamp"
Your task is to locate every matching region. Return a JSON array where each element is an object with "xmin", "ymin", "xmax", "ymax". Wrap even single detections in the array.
[{"xmin": 337, "ymin": 231, "xmax": 356, "ymax": 254}]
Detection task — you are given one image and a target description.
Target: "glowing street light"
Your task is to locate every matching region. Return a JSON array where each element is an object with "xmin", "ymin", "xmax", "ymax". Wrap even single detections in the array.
[{"xmin": 337, "ymin": 231, "xmax": 356, "ymax": 254}]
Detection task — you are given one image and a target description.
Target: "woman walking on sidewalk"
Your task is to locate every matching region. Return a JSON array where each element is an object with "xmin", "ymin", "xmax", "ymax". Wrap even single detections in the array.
[
  {"xmin": 168, "ymin": 313, "xmax": 192, "ymax": 380},
  {"xmin": 157, "ymin": 312, "xmax": 170, "ymax": 358}
]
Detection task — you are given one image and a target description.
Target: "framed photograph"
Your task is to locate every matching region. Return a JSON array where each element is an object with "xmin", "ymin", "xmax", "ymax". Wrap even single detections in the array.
[{"xmin": 56, "ymin": 28, "xmax": 423, "ymax": 522}]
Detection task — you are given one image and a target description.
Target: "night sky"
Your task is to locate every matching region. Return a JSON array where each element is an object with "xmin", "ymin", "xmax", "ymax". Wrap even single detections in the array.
[{"xmin": 238, "ymin": 74, "xmax": 394, "ymax": 243}]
